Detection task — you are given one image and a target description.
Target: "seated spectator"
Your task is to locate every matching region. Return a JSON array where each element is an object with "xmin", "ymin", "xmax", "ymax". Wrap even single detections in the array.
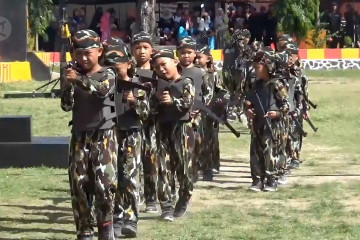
[{"xmin": 182, "ymin": 7, "xmax": 193, "ymax": 36}]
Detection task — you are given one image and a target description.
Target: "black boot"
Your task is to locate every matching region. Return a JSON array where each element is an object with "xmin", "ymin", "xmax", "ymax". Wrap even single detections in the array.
[
  {"xmin": 77, "ymin": 232, "xmax": 94, "ymax": 240},
  {"xmin": 113, "ymin": 217, "xmax": 123, "ymax": 239},
  {"xmin": 121, "ymin": 220, "xmax": 138, "ymax": 238},
  {"xmin": 202, "ymin": 169, "xmax": 213, "ymax": 181},
  {"xmin": 173, "ymin": 195, "xmax": 191, "ymax": 218},
  {"xmin": 98, "ymin": 221, "xmax": 115, "ymax": 240}
]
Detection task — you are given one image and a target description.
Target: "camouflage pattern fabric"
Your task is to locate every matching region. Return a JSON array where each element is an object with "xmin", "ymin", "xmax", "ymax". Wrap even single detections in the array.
[
  {"xmin": 72, "ymin": 29, "xmax": 101, "ymax": 50},
  {"xmin": 156, "ymin": 122, "xmax": 194, "ymax": 208},
  {"xmin": 68, "ymin": 129, "xmax": 118, "ymax": 235},
  {"xmin": 114, "ymin": 130, "xmax": 142, "ymax": 223},
  {"xmin": 142, "ymin": 119, "xmax": 158, "ymax": 203},
  {"xmin": 250, "ymin": 124, "xmax": 279, "ymax": 180},
  {"xmin": 155, "ymin": 77, "xmax": 195, "ymax": 208}
]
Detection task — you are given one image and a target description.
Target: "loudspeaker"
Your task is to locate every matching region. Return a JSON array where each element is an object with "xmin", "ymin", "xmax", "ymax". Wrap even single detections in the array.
[{"xmin": 0, "ymin": 0, "xmax": 27, "ymax": 61}]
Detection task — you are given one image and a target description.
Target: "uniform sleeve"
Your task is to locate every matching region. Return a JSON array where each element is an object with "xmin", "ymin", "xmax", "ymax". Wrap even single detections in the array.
[
  {"xmin": 75, "ymin": 68, "xmax": 116, "ymax": 98},
  {"xmin": 173, "ymin": 77, "xmax": 195, "ymax": 112},
  {"xmin": 202, "ymin": 72, "xmax": 213, "ymax": 105},
  {"xmin": 131, "ymin": 89, "xmax": 150, "ymax": 121},
  {"xmin": 274, "ymin": 79, "xmax": 290, "ymax": 115},
  {"xmin": 60, "ymin": 85, "xmax": 74, "ymax": 112}
]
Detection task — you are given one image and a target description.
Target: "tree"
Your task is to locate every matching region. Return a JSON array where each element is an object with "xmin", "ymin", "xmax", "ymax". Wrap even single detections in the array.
[
  {"xmin": 274, "ymin": 0, "xmax": 320, "ymax": 42},
  {"xmin": 28, "ymin": 0, "xmax": 55, "ymax": 50}
]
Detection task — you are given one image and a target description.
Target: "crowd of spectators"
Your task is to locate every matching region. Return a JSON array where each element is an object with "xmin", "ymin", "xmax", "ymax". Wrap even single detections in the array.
[
  {"xmin": 322, "ymin": 2, "xmax": 360, "ymax": 48},
  {"xmin": 158, "ymin": 3, "xmax": 278, "ymax": 49}
]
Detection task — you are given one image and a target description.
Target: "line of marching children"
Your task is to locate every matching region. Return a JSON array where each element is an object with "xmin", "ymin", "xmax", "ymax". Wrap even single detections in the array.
[
  {"xmin": 61, "ymin": 29, "xmax": 226, "ymax": 240},
  {"xmin": 243, "ymin": 34, "xmax": 314, "ymax": 192}
]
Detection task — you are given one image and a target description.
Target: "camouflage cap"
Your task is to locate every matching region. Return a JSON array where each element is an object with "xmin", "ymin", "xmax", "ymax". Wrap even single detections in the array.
[
  {"xmin": 103, "ymin": 37, "xmax": 132, "ymax": 65},
  {"xmin": 72, "ymin": 29, "xmax": 101, "ymax": 50},
  {"xmin": 131, "ymin": 31, "xmax": 153, "ymax": 46},
  {"xmin": 278, "ymin": 34, "xmax": 293, "ymax": 43},
  {"xmin": 196, "ymin": 44, "xmax": 211, "ymax": 56},
  {"xmin": 276, "ymin": 51, "xmax": 292, "ymax": 69},
  {"xmin": 151, "ymin": 49, "xmax": 175, "ymax": 61},
  {"xmin": 241, "ymin": 29, "xmax": 251, "ymax": 39},
  {"xmin": 287, "ymin": 42, "xmax": 299, "ymax": 54},
  {"xmin": 253, "ymin": 47, "xmax": 276, "ymax": 72},
  {"xmin": 253, "ymin": 46, "xmax": 275, "ymax": 64},
  {"xmin": 177, "ymin": 36, "xmax": 197, "ymax": 50}
]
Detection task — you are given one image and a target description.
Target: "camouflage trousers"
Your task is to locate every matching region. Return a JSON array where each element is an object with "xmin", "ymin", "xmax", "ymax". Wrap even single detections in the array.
[
  {"xmin": 68, "ymin": 128, "xmax": 118, "ymax": 235},
  {"xmin": 190, "ymin": 113, "xmax": 203, "ymax": 181},
  {"xmin": 114, "ymin": 129, "xmax": 142, "ymax": 223},
  {"xmin": 250, "ymin": 122, "xmax": 281, "ymax": 181},
  {"xmin": 142, "ymin": 119, "xmax": 158, "ymax": 203},
  {"xmin": 200, "ymin": 114, "xmax": 220, "ymax": 171},
  {"xmin": 286, "ymin": 116, "xmax": 303, "ymax": 163},
  {"xmin": 156, "ymin": 121, "xmax": 194, "ymax": 208}
]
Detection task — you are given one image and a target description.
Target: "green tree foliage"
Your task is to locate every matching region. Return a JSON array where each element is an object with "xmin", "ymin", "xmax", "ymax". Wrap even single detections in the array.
[
  {"xmin": 274, "ymin": 0, "xmax": 320, "ymax": 41},
  {"xmin": 28, "ymin": 0, "xmax": 55, "ymax": 41}
]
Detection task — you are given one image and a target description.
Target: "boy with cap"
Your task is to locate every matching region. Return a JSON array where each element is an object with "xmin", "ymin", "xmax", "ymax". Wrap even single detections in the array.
[
  {"xmin": 103, "ymin": 37, "xmax": 150, "ymax": 238},
  {"xmin": 177, "ymin": 36, "xmax": 209, "ymax": 182},
  {"xmin": 131, "ymin": 31, "xmax": 159, "ymax": 213},
  {"xmin": 151, "ymin": 49, "xmax": 195, "ymax": 221},
  {"xmin": 244, "ymin": 47, "xmax": 290, "ymax": 192},
  {"xmin": 61, "ymin": 29, "xmax": 117, "ymax": 240}
]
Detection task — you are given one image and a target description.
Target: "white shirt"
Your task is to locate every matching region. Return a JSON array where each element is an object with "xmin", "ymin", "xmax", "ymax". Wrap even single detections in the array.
[{"xmin": 197, "ymin": 16, "xmax": 211, "ymax": 31}]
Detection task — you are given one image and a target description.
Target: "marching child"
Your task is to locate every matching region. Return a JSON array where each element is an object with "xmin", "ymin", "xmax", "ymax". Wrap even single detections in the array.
[
  {"xmin": 103, "ymin": 37, "xmax": 149, "ymax": 238},
  {"xmin": 61, "ymin": 29, "xmax": 117, "ymax": 240}
]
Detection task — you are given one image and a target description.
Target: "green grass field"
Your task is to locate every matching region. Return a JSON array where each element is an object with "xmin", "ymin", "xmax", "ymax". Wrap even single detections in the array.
[{"xmin": 0, "ymin": 70, "xmax": 359, "ymax": 239}]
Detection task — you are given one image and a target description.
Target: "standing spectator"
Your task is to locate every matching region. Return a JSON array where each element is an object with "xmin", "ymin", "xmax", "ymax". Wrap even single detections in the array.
[
  {"xmin": 159, "ymin": 8, "xmax": 174, "ymax": 36},
  {"xmin": 70, "ymin": 8, "xmax": 81, "ymax": 34},
  {"xmin": 215, "ymin": 7, "xmax": 229, "ymax": 49},
  {"xmin": 264, "ymin": 4, "xmax": 278, "ymax": 48},
  {"xmin": 253, "ymin": 6, "xmax": 267, "ymax": 42},
  {"xmin": 100, "ymin": 8, "xmax": 115, "ymax": 42},
  {"xmin": 235, "ymin": 6, "xmax": 244, "ymax": 30},
  {"xmin": 228, "ymin": 5, "xmax": 237, "ymax": 33},
  {"xmin": 78, "ymin": 7, "xmax": 87, "ymax": 30},
  {"xmin": 244, "ymin": 5, "xmax": 255, "ymax": 34},
  {"xmin": 344, "ymin": 3, "xmax": 359, "ymax": 45},
  {"xmin": 198, "ymin": 8, "xmax": 211, "ymax": 44},
  {"xmin": 89, "ymin": 7, "xmax": 103, "ymax": 36},
  {"xmin": 191, "ymin": 7, "xmax": 201, "ymax": 36},
  {"xmin": 182, "ymin": 7, "xmax": 193, "ymax": 35},
  {"xmin": 326, "ymin": 2, "xmax": 342, "ymax": 48}
]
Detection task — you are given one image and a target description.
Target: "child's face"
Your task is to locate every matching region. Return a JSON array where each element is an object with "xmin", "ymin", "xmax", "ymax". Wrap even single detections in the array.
[
  {"xmin": 254, "ymin": 62, "xmax": 269, "ymax": 80},
  {"xmin": 114, "ymin": 62, "xmax": 131, "ymax": 79},
  {"xmin": 177, "ymin": 48, "xmax": 196, "ymax": 67},
  {"xmin": 153, "ymin": 57, "xmax": 178, "ymax": 80},
  {"xmin": 132, "ymin": 42, "xmax": 153, "ymax": 65},
  {"xmin": 196, "ymin": 53, "xmax": 209, "ymax": 68},
  {"xmin": 183, "ymin": 9, "xmax": 189, "ymax": 15},
  {"xmin": 74, "ymin": 48, "xmax": 102, "ymax": 71}
]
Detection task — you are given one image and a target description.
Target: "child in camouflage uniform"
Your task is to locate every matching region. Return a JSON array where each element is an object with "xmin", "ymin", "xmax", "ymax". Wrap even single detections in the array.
[
  {"xmin": 195, "ymin": 44, "xmax": 229, "ymax": 180},
  {"xmin": 61, "ymin": 29, "xmax": 117, "ymax": 240},
  {"xmin": 103, "ymin": 37, "xmax": 149, "ymax": 238},
  {"xmin": 131, "ymin": 31, "xmax": 159, "ymax": 213},
  {"xmin": 176, "ymin": 37, "xmax": 209, "ymax": 182},
  {"xmin": 151, "ymin": 49, "xmax": 195, "ymax": 221},
  {"xmin": 245, "ymin": 47, "xmax": 290, "ymax": 192}
]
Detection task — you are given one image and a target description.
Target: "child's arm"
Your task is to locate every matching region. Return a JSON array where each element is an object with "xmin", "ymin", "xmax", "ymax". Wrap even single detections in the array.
[
  {"xmin": 75, "ymin": 68, "xmax": 116, "ymax": 98},
  {"xmin": 173, "ymin": 78, "xmax": 195, "ymax": 112},
  {"xmin": 126, "ymin": 89, "xmax": 150, "ymax": 121},
  {"xmin": 274, "ymin": 79, "xmax": 290, "ymax": 117},
  {"xmin": 60, "ymin": 68, "xmax": 75, "ymax": 112}
]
